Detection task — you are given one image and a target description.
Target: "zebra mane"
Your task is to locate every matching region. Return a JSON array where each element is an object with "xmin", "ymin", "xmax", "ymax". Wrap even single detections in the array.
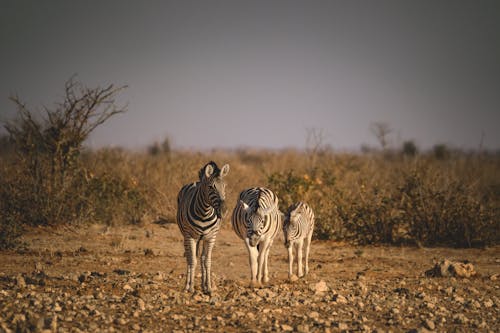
[
  {"xmin": 256, "ymin": 191, "xmax": 277, "ymax": 217},
  {"xmin": 198, "ymin": 161, "xmax": 220, "ymax": 180},
  {"xmin": 286, "ymin": 202, "xmax": 302, "ymax": 220}
]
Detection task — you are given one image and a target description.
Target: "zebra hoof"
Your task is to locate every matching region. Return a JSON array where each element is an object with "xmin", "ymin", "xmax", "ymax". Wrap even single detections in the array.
[
  {"xmin": 249, "ymin": 281, "xmax": 261, "ymax": 289},
  {"xmin": 202, "ymin": 287, "xmax": 212, "ymax": 296}
]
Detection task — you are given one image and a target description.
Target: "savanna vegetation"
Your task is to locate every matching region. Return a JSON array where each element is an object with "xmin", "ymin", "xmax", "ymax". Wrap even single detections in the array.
[{"xmin": 1, "ymin": 79, "xmax": 499, "ymax": 250}]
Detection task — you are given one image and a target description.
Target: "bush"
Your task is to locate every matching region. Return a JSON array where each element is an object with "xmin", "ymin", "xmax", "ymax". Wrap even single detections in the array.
[
  {"xmin": 267, "ymin": 155, "xmax": 499, "ymax": 247},
  {"xmin": 402, "ymin": 140, "xmax": 418, "ymax": 157},
  {"xmin": 398, "ymin": 171, "xmax": 498, "ymax": 247},
  {"xmin": 267, "ymin": 168, "xmax": 344, "ymax": 240},
  {"xmin": 433, "ymin": 144, "xmax": 450, "ymax": 160},
  {"xmin": 0, "ymin": 78, "xmax": 152, "ymax": 249}
]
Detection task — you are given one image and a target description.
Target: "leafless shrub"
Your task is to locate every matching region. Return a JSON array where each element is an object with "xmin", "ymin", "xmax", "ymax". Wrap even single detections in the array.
[{"xmin": 0, "ymin": 77, "xmax": 151, "ymax": 248}]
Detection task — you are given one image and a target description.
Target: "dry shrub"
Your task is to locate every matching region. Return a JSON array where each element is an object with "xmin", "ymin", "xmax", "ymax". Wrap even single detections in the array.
[
  {"xmin": 267, "ymin": 153, "xmax": 499, "ymax": 247},
  {"xmin": 1, "ymin": 90, "xmax": 499, "ymax": 249},
  {"xmin": 0, "ymin": 78, "xmax": 150, "ymax": 249}
]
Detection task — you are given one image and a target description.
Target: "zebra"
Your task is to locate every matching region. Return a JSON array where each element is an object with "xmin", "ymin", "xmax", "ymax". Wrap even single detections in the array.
[
  {"xmin": 283, "ymin": 202, "xmax": 315, "ymax": 280},
  {"xmin": 176, "ymin": 161, "xmax": 230, "ymax": 295},
  {"xmin": 232, "ymin": 187, "xmax": 282, "ymax": 287}
]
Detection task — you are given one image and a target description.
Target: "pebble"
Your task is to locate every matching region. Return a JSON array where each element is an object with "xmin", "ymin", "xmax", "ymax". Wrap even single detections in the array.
[
  {"xmin": 0, "ymin": 255, "xmax": 498, "ymax": 332},
  {"xmin": 423, "ymin": 319, "xmax": 435, "ymax": 330}
]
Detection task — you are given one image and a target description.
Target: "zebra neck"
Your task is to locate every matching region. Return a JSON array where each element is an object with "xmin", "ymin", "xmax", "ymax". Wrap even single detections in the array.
[{"xmin": 192, "ymin": 185, "xmax": 215, "ymax": 218}]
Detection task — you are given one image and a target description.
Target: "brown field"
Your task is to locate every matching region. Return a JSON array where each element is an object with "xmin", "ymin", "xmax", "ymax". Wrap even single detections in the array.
[
  {"xmin": 0, "ymin": 220, "xmax": 499, "ymax": 332},
  {"xmin": 2, "ymin": 74, "xmax": 500, "ymax": 333},
  {"xmin": 1, "ymin": 140, "xmax": 500, "ymax": 332}
]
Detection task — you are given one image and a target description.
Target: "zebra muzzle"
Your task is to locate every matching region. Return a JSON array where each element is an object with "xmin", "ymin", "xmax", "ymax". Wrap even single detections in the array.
[{"xmin": 248, "ymin": 234, "xmax": 260, "ymax": 247}]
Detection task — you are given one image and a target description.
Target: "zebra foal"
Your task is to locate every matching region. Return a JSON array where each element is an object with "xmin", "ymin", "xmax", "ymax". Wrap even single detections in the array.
[
  {"xmin": 176, "ymin": 161, "xmax": 229, "ymax": 294},
  {"xmin": 283, "ymin": 202, "xmax": 315, "ymax": 280},
  {"xmin": 232, "ymin": 187, "xmax": 282, "ymax": 287}
]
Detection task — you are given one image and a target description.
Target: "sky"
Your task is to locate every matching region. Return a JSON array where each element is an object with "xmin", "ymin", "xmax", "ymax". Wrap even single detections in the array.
[{"xmin": 1, "ymin": 0, "xmax": 499, "ymax": 151}]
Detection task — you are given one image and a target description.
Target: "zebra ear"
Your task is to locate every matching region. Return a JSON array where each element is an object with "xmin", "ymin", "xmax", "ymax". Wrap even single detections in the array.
[
  {"xmin": 240, "ymin": 200, "xmax": 250, "ymax": 211},
  {"xmin": 220, "ymin": 164, "xmax": 230, "ymax": 177},
  {"xmin": 204, "ymin": 164, "xmax": 214, "ymax": 179}
]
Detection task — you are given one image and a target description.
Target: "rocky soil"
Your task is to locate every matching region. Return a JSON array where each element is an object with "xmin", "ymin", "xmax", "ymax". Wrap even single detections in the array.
[{"xmin": 0, "ymin": 223, "xmax": 498, "ymax": 332}]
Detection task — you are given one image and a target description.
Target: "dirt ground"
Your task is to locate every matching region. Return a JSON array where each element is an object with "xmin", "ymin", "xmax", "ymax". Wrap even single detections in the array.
[{"xmin": 0, "ymin": 222, "xmax": 498, "ymax": 332}]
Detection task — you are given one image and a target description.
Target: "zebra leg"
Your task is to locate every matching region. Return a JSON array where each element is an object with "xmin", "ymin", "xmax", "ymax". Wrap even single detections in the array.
[
  {"xmin": 297, "ymin": 238, "xmax": 304, "ymax": 277},
  {"xmin": 287, "ymin": 244, "xmax": 295, "ymax": 280},
  {"xmin": 304, "ymin": 232, "xmax": 313, "ymax": 276},
  {"xmin": 201, "ymin": 237, "xmax": 215, "ymax": 295},
  {"xmin": 260, "ymin": 240, "xmax": 272, "ymax": 284},
  {"xmin": 245, "ymin": 238, "xmax": 259, "ymax": 287},
  {"xmin": 201, "ymin": 241, "xmax": 207, "ymax": 294},
  {"xmin": 184, "ymin": 237, "xmax": 197, "ymax": 293}
]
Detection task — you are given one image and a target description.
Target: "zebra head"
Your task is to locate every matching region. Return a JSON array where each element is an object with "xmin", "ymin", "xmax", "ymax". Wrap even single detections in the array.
[
  {"xmin": 200, "ymin": 161, "xmax": 230, "ymax": 219},
  {"xmin": 284, "ymin": 209, "xmax": 299, "ymax": 248},
  {"xmin": 241, "ymin": 201, "xmax": 276, "ymax": 247}
]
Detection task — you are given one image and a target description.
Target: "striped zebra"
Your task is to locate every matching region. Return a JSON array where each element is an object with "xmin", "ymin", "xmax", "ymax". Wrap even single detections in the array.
[
  {"xmin": 232, "ymin": 187, "xmax": 282, "ymax": 287},
  {"xmin": 176, "ymin": 161, "xmax": 230, "ymax": 294},
  {"xmin": 283, "ymin": 202, "xmax": 315, "ymax": 280}
]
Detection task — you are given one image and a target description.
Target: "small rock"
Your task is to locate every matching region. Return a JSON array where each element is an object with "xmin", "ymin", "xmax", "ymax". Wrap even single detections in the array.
[
  {"xmin": 452, "ymin": 313, "xmax": 468, "ymax": 324},
  {"xmin": 309, "ymin": 311, "xmax": 320, "ymax": 320},
  {"xmin": 137, "ymin": 298, "xmax": 146, "ymax": 311},
  {"xmin": 338, "ymin": 322, "xmax": 348, "ymax": 330},
  {"xmin": 16, "ymin": 275, "xmax": 26, "ymax": 289},
  {"xmin": 483, "ymin": 299, "xmax": 494, "ymax": 308},
  {"xmin": 281, "ymin": 324, "xmax": 293, "ymax": 331},
  {"xmin": 153, "ymin": 272, "xmax": 166, "ymax": 281},
  {"xmin": 113, "ymin": 269, "xmax": 130, "ymax": 276},
  {"xmin": 297, "ymin": 324, "xmax": 310, "ymax": 333},
  {"xmin": 114, "ymin": 318, "xmax": 127, "ymax": 325},
  {"xmin": 334, "ymin": 294, "xmax": 348, "ymax": 304},
  {"xmin": 425, "ymin": 259, "xmax": 476, "ymax": 278},
  {"xmin": 123, "ymin": 284, "xmax": 134, "ymax": 292},
  {"xmin": 35, "ymin": 262, "xmax": 44, "ymax": 273},
  {"xmin": 78, "ymin": 271, "xmax": 92, "ymax": 283},
  {"xmin": 423, "ymin": 319, "xmax": 435, "ymax": 330},
  {"xmin": 312, "ymin": 280, "xmax": 329, "ymax": 294},
  {"xmin": 290, "ymin": 275, "xmax": 299, "ymax": 282}
]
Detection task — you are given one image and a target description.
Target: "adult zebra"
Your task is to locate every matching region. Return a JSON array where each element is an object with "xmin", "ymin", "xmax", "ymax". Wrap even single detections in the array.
[
  {"xmin": 283, "ymin": 202, "xmax": 315, "ymax": 280},
  {"xmin": 177, "ymin": 161, "xmax": 230, "ymax": 295},
  {"xmin": 232, "ymin": 187, "xmax": 282, "ymax": 287}
]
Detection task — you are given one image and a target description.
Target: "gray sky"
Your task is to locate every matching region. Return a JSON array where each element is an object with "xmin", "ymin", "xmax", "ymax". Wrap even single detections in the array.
[{"xmin": 1, "ymin": 0, "xmax": 499, "ymax": 151}]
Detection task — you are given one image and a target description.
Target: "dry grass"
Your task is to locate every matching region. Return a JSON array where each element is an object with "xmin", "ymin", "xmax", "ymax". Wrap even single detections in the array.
[{"xmin": 1, "ymin": 147, "xmax": 499, "ymax": 249}]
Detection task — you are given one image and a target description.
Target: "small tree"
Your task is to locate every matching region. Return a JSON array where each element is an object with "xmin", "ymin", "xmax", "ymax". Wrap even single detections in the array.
[
  {"xmin": 433, "ymin": 144, "xmax": 450, "ymax": 160},
  {"xmin": 6, "ymin": 77, "xmax": 127, "ymax": 188},
  {"xmin": 370, "ymin": 122, "xmax": 392, "ymax": 151},
  {"xmin": 2, "ymin": 76, "xmax": 127, "ymax": 226},
  {"xmin": 402, "ymin": 140, "xmax": 418, "ymax": 157},
  {"xmin": 305, "ymin": 127, "xmax": 327, "ymax": 169}
]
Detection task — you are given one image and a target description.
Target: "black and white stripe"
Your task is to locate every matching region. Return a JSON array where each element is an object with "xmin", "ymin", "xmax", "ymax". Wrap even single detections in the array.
[
  {"xmin": 283, "ymin": 202, "xmax": 315, "ymax": 279},
  {"xmin": 232, "ymin": 187, "xmax": 282, "ymax": 287},
  {"xmin": 176, "ymin": 161, "xmax": 229, "ymax": 294}
]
